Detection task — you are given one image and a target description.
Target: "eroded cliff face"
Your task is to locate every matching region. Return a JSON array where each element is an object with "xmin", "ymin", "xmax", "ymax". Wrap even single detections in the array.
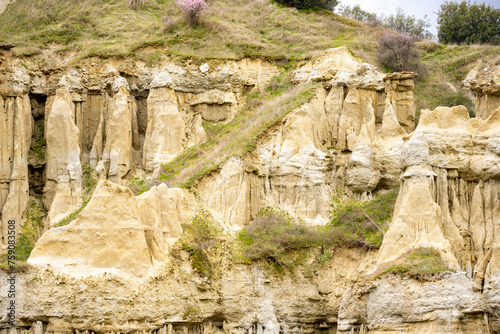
[
  {"xmin": 465, "ymin": 61, "xmax": 500, "ymax": 119},
  {"xmin": 3, "ymin": 45, "xmax": 500, "ymax": 334}
]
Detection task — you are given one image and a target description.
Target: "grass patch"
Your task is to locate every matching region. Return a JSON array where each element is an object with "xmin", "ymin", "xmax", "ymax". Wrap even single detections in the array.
[
  {"xmin": 177, "ymin": 213, "xmax": 225, "ymax": 278},
  {"xmin": 414, "ymin": 44, "xmax": 499, "ymax": 119},
  {"xmin": 0, "ymin": 198, "xmax": 46, "ymax": 272},
  {"xmin": 382, "ymin": 248, "xmax": 449, "ymax": 277},
  {"xmin": 161, "ymin": 72, "xmax": 317, "ymax": 188},
  {"xmin": 237, "ymin": 209, "xmax": 341, "ymax": 273},
  {"xmin": 329, "ymin": 188, "xmax": 398, "ymax": 249},
  {"xmin": 0, "ymin": 0, "xmax": 368, "ymax": 61},
  {"xmin": 237, "ymin": 189, "xmax": 398, "ymax": 274},
  {"xmin": 57, "ymin": 163, "xmax": 98, "ymax": 226}
]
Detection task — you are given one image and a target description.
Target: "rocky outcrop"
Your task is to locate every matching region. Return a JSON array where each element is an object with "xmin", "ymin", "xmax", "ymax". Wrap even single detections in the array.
[
  {"xmin": 17, "ymin": 248, "xmax": 376, "ymax": 334},
  {"xmin": 198, "ymin": 49, "xmax": 415, "ymax": 226},
  {"xmin": 383, "ymin": 72, "xmax": 417, "ymax": 133},
  {"xmin": 102, "ymin": 77, "xmax": 134, "ymax": 183},
  {"xmin": 0, "ymin": 94, "xmax": 31, "ymax": 246},
  {"xmin": 2, "ymin": 57, "xmax": 281, "ymax": 221},
  {"xmin": 29, "ymin": 180, "xmax": 193, "ymax": 275},
  {"xmin": 143, "ymin": 74, "xmax": 187, "ymax": 172},
  {"xmin": 44, "ymin": 80, "xmax": 83, "ymax": 227},
  {"xmin": 465, "ymin": 61, "xmax": 500, "ymax": 119},
  {"xmin": 337, "ymin": 272, "xmax": 489, "ymax": 333},
  {"xmin": 376, "ymin": 106, "xmax": 500, "ymax": 278}
]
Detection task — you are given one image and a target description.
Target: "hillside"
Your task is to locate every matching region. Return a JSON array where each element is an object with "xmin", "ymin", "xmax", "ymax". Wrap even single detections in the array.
[
  {"xmin": 1, "ymin": 0, "xmax": 499, "ymax": 120},
  {"xmin": 2, "ymin": 1, "xmax": 500, "ymax": 333}
]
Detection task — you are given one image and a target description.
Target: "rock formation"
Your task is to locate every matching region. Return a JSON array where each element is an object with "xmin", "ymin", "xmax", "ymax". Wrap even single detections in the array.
[
  {"xmin": 9, "ymin": 45, "xmax": 500, "ymax": 334},
  {"xmin": 0, "ymin": 94, "xmax": 31, "ymax": 245},
  {"xmin": 29, "ymin": 180, "xmax": 193, "ymax": 275},
  {"xmin": 43, "ymin": 72, "xmax": 83, "ymax": 227},
  {"xmin": 464, "ymin": 60, "xmax": 500, "ymax": 119}
]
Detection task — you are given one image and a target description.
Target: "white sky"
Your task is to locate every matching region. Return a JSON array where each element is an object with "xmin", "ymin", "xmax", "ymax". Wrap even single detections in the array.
[{"xmin": 337, "ymin": 0, "xmax": 500, "ymax": 37}]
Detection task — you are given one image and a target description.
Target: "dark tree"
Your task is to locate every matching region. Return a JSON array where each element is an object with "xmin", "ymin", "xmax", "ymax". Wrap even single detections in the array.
[
  {"xmin": 274, "ymin": 0, "xmax": 339, "ymax": 10},
  {"xmin": 377, "ymin": 33, "xmax": 425, "ymax": 74},
  {"xmin": 437, "ymin": 1, "xmax": 500, "ymax": 45}
]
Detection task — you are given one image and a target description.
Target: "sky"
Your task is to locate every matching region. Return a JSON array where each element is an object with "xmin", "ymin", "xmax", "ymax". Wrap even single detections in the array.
[{"xmin": 337, "ymin": 0, "xmax": 500, "ymax": 38}]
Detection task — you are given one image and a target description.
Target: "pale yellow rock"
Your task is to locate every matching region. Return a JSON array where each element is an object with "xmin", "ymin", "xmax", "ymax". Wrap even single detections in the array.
[
  {"xmin": 465, "ymin": 62, "xmax": 500, "ymax": 119},
  {"xmin": 44, "ymin": 88, "xmax": 82, "ymax": 226},
  {"xmin": 102, "ymin": 78, "xmax": 133, "ymax": 183},
  {"xmin": 29, "ymin": 180, "xmax": 153, "ymax": 276},
  {"xmin": 200, "ymin": 157, "xmax": 262, "ymax": 229},
  {"xmin": 190, "ymin": 89, "xmax": 238, "ymax": 123},
  {"xmin": 346, "ymin": 123, "xmax": 380, "ymax": 193},
  {"xmin": 137, "ymin": 183, "xmax": 193, "ymax": 242},
  {"xmin": 337, "ymin": 88, "xmax": 376, "ymax": 151},
  {"xmin": 143, "ymin": 86, "xmax": 186, "ymax": 171},
  {"xmin": 377, "ymin": 179, "xmax": 460, "ymax": 270},
  {"xmin": 0, "ymin": 94, "xmax": 32, "ymax": 245},
  {"xmin": 293, "ymin": 47, "xmax": 370, "ymax": 83},
  {"xmin": 375, "ymin": 100, "xmax": 405, "ymax": 187},
  {"xmin": 383, "ymin": 72, "xmax": 417, "ymax": 132},
  {"xmin": 324, "ymin": 85, "xmax": 344, "ymax": 146},
  {"xmin": 45, "ymin": 183, "xmax": 81, "ymax": 229}
]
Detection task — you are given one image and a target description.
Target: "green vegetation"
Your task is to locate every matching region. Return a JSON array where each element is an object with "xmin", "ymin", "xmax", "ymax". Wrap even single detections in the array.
[
  {"xmin": 128, "ymin": 176, "xmax": 151, "ymax": 195},
  {"xmin": 337, "ymin": 4, "xmax": 380, "ymax": 26},
  {"xmin": 383, "ymin": 248, "xmax": 450, "ymax": 277},
  {"xmin": 57, "ymin": 164, "xmax": 98, "ymax": 226},
  {"xmin": 177, "ymin": 213, "xmax": 224, "ymax": 278},
  {"xmin": 238, "ymin": 189, "xmax": 398, "ymax": 273},
  {"xmin": 329, "ymin": 189, "xmax": 398, "ymax": 248},
  {"xmin": 0, "ymin": 199, "xmax": 46, "ymax": 272},
  {"xmin": 161, "ymin": 72, "xmax": 317, "ymax": 188},
  {"xmin": 383, "ymin": 8, "xmax": 433, "ymax": 40},
  {"xmin": 0, "ymin": 0, "xmax": 365, "ymax": 61},
  {"xmin": 438, "ymin": 1, "xmax": 500, "ymax": 45},
  {"xmin": 414, "ymin": 44, "xmax": 498, "ymax": 119},
  {"xmin": 274, "ymin": 0, "xmax": 339, "ymax": 10},
  {"xmin": 28, "ymin": 118, "xmax": 46, "ymax": 165},
  {"xmin": 237, "ymin": 209, "xmax": 340, "ymax": 273}
]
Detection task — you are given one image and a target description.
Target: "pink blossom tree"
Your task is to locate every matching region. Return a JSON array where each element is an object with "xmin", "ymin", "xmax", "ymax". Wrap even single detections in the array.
[{"xmin": 176, "ymin": 0, "xmax": 208, "ymax": 27}]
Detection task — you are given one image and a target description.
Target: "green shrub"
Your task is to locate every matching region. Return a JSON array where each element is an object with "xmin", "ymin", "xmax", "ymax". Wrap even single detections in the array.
[
  {"xmin": 384, "ymin": 248, "xmax": 449, "ymax": 277},
  {"xmin": 180, "ymin": 214, "xmax": 224, "ymax": 278},
  {"xmin": 330, "ymin": 188, "xmax": 398, "ymax": 249},
  {"xmin": 274, "ymin": 0, "xmax": 339, "ymax": 10},
  {"xmin": 239, "ymin": 189, "xmax": 398, "ymax": 272},
  {"xmin": 238, "ymin": 209, "xmax": 344, "ymax": 272}
]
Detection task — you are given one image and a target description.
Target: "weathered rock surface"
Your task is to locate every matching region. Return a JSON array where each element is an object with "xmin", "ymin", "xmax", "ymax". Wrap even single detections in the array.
[
  {"xmin": 29, "ymin": 180, "xmax": 192, "ymax": 275},
  {"xmin": 143, "ymin": 82, "xmax": 187, "ymax": 171},
  {"xmin": 29, "ymin": 180, "xmax": 154, "ymax": 275},
  {"xmin": 15, "ymin": 248, "xmax": 376, "ymax": 334},
  {"xmin": 337, "ymin": 273, "xmax": 489, "ymax": 334},
  {"xmin": 465, "ymin": 60, "xmax": 500, "ymax": 119},
  {"xmin": 0, "ymin": 94, "xmax": 31, "ymax": 246},
  {"xmin": 44, "ymin": 83, "xmax": 82, "ymax": 227}
]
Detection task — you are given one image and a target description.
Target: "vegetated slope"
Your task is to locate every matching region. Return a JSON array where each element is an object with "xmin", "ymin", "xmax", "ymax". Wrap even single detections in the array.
[
  {"xmin": 2, "ymin": 0, "xmax": 499, "ymax": 141},
  {"xmin": 0, "ymin": 0, "xmax": 381, "ymax": 60},
  {"xmin": 415, "ymin": 41, "xmax": 500, "ymax": 117}
]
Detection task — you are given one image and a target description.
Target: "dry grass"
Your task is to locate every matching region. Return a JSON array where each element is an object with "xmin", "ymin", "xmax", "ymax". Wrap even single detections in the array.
[
  {"xmin": 0, "ymin": 0, "xmax": 381, "ymax": 61},
  {"xmin": 414, "ymin": 43, "xmax": 500, "ymax": 119}
]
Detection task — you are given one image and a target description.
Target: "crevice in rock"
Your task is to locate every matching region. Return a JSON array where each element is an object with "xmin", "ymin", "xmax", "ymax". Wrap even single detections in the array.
[{"xmin": 28, "ymin": 93, "xmax": 46, "ymax": 199}]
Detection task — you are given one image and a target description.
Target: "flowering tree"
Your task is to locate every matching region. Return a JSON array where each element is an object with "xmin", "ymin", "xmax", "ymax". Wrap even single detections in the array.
[{"xmin": 176, "ymin": 0, "xmax": 208, "ymax": 27}]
